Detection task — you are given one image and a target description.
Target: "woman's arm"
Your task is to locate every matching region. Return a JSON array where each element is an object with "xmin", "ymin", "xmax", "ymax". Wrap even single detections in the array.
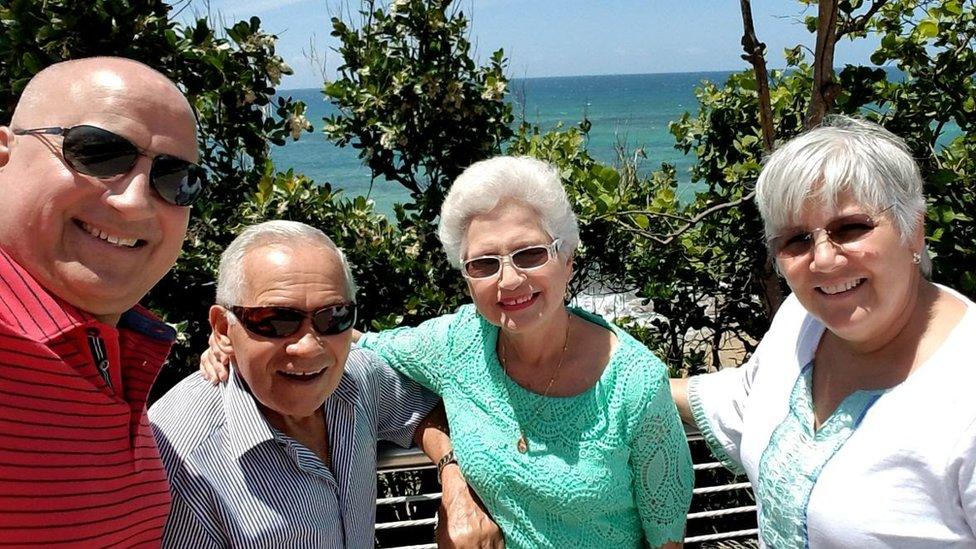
[
  {"xmin": 632, "ymin": 374, "xmax": 695, "ymax": 548},
  {"xmin": 669, "ymin": 377, "xmax": 697, "ymax": 428},
  {"xmin": 413, "ymin": 405, "xmax": 504, "ymax": 549}
]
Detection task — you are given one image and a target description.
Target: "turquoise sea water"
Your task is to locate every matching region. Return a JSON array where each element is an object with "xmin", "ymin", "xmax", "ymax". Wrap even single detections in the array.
[{"xmin": 272, "ymin": 71, "xmax": 734, "ymax": 215}]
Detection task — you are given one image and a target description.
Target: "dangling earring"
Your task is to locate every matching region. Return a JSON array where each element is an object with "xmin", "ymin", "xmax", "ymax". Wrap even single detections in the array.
[{"xmin": 912, "ymin": 252, "xmax": 922, "ymax": 265}]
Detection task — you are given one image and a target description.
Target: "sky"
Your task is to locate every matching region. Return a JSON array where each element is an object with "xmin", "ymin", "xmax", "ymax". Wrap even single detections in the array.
[{"xmin": 170, "ymin": 0, "xmax": 881, "ymax": 90}]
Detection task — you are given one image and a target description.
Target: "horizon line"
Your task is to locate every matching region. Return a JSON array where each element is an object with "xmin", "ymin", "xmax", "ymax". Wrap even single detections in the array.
[{"xmin": 280, "ymin": 65, "xmax": 893, "ymax": 92}]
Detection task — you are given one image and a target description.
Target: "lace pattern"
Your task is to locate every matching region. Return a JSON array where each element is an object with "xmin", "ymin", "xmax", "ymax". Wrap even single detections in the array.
[
  {"xmin": 756, "ymin": 363, "xmax": 883, "ymax": 548},
  {"xmin": 361, "ymin": 305, "xmax": 693, "ymax": 548}
]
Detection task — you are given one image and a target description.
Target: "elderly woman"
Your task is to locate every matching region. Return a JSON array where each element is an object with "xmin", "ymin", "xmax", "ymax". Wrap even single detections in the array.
[
  {"xmin": 355, "ymin": 156, "xmax": 694, "ymax": 548},
  {"xmin": 204, "ymin": 156, "xmax": 694, "ymax": 548},
  {"xmin": 671, "ymin": 116, "xmax": 976, "ymax": 547},
  {"xmin": 364, "ymin": 156, "xmax": 694, "ymax": 548}
]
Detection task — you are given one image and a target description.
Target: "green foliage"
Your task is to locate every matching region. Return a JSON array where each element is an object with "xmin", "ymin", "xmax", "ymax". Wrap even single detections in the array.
[
  {"xmin": 320, "ymin": 0, "xmax": 518, "ymax": 331},
  {"xmin": 323, "ymin": 0, "xmax": 514, "ymax": 216},
  {"xmin": 239, "ymin": 166, "xmax": 465, "ymax": 333},
  {"xmin": 0, "ymin": 1, "xmax": 453, "ymax": 396},
  {"xmin": 568, "ymin": 0, "xmax": 975, "ymax": 372},
  {"xmin": 2, "ymin": 0, "xmax": 972, "ymax": 385},
  {"xmin": 863, "ymin": 0, "xmax": 976, "ymax": 294}
]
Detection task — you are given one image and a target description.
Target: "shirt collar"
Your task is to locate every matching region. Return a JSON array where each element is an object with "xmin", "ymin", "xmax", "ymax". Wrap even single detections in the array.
[
  {"xmin": 0, "ymin": 245, "xmax": 175, "ymax": 344},
  {"xmin": 223, "ymin": 366, "xmax": 278, "ymax": 461},
  {"xmin": 0, "ymin": 245, "xmax": 91, "ymax": 340},
  {"xmin": 222, "ymin": 361, "xmax": 362, "ymax": 461},
  {"xmin": 119, "ymin": 306, "xmax": 177, "ymax": 342}
]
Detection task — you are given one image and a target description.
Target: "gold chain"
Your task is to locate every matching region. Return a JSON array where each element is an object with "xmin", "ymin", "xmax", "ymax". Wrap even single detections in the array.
[{"xmin": 499, "ymin": 310, "xmax": 572, "ymax": 454}]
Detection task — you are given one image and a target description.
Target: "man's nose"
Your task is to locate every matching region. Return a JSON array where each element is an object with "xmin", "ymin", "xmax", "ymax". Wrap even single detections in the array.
[
  {"xmin": 102, "ymin": 156, "xmax": 156, "ymax": 221},
  {"xmin": 285, "ymin": 329, "xmax": 330, "ymax": 359}
]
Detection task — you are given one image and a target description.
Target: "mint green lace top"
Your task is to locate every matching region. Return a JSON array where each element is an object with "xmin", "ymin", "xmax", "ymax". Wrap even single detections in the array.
[{"xmin": 360, "ymin": 305, "xmax": 693, "ymax": 549}]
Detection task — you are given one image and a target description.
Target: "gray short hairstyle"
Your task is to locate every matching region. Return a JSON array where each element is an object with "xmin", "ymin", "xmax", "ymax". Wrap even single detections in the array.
[
  {"xmin": 215, "ymin": 220, "xmax": 358, "ymax": 306},
  {"xmin": 438, "ymin": 156, "xmax": 581, "ymax": 268},
  {"xmin": 756, "ymin": 115, "xmax": 930, "ymax": 274}
]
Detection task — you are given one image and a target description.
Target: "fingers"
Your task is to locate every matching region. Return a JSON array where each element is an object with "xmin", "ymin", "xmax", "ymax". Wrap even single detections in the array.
[
  {"xmin": 434, "ymin": 508, "xmax": 504, "ymax": 549},
  {"xmin": 198, "ymin": 348, "xmax": 228, "ymax": 385}
]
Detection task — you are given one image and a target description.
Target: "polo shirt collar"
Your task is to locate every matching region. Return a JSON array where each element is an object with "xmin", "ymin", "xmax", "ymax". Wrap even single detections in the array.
[{"xmin": 0, "ymin": 245, "xmax": 175, "ymax": 344}]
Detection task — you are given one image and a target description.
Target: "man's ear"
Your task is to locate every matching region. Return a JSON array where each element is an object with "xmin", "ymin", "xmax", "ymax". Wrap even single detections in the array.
[
  {"xmin": 209, "ymin": 305, "xmax": 235, "ymax": 357},
  {"xmin": 0, "ymin": 127, "xmax": 13, "ymax": 168}
]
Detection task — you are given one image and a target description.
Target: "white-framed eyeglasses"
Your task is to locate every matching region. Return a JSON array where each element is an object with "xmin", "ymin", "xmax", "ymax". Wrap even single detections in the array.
[{"xmin": 461, "ymin": 239, "xmax": 562, "ymax": 280}]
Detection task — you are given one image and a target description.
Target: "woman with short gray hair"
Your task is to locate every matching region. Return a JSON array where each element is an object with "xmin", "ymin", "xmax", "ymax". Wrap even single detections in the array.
[
  {"xmin": 672, "ymin": 116, "xmax": 976, "ymax": 547},
  {"xmin": 360, "ymin": 156, "xmax": 693, "ymax": 548}
]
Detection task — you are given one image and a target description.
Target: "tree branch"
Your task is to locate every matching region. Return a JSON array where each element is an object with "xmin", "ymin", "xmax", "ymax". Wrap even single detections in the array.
[
  {"xmin": 739, "ymin": 0, "xmax": 776, "ymax": 152},
  {"xmin": 594, "ymin": 209, "xmax": 694, "ymax": 224},
  {"xmin": 807, "ymin": 0, "xmax": 841, "ymax": 127},
  {"xmin": 646, "ymin": 190, "xmax": 756, "ymax": 248},
  {"xmin": 738, "ymin": 0, "xmax": 784, "ymax": 317},
  {"xmin": 836, "ymin": 0, "xmax": 888, "ymax": 40}
]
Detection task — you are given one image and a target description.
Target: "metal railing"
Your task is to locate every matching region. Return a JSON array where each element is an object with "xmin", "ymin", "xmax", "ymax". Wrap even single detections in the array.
[{"xmin": 374, "ymin": 429, "xmax": 758, "ymax": 548}]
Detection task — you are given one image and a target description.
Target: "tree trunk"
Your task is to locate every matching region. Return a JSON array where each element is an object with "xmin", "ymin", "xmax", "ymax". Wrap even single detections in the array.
[{"xmin": 807, "ymin": 0, "xmax": 842, "ymax": 128}]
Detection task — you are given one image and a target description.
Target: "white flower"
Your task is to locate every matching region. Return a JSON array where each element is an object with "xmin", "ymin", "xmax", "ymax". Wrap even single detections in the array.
[
  {"xmin": 379, "ymin": 129, "xmax": 396, "ymax": 149},
  {"xmin": 267, "ymin": 62, "xmax": 282, "ymax": 85},
  {"xmin": 391, "ymin": 0, "xmax": 410, "ymax": 13},
  {"xmin": 480, "ymin": 80, "xmax": 506, "ymax": 100},
  {"xmin": 266, "ymin": 57, "xmax": 292, "ymax": 85},
  {"xmin": 288, "ymin": 114, "xmax": 312, "ymax": 140}
]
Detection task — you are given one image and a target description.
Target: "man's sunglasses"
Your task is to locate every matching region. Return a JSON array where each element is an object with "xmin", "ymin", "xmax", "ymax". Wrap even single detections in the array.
[
  {"xmin": 462, "ymin": 239, "xmax": 561, "ymax": 280},
  {"xmin": 13, "ymin": 125, "xmax": 206, "ymax": 207},
  {"xmin": 767, "ymin": 207, "xmax": 892, "ymax": 259},
  {"xmin": 230, "ymin": 303, "xmax": 357, "ymax": 338}
]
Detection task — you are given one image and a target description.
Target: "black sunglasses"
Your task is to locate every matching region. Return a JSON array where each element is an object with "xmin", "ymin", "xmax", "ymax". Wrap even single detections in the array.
[
  {"xmin": 230, "ymin": 303, "xmax": 357, "ymax": 338},
  {"xmin": 13, "ymin": 124, "xmax": 206, "ymax": 207},
  {"xmin": 462, "ymin": 239, "xmax": 561, "ymax": 280},
  {"xmin": 767, "ymin": 207, "xmax": 892, "ymax": 259}
]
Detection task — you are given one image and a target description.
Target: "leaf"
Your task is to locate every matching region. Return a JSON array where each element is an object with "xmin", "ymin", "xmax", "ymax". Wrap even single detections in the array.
[
  {"xmin": 740, "ymin": 135, "xmax": 759, "ymax": 147},
  {"xmin": 918, "ymin": 19, "xmax": 939, "ymax": 38},
  {"xmin": 599, "ymin": 166, "xmax": 620, "ymax": 189}
]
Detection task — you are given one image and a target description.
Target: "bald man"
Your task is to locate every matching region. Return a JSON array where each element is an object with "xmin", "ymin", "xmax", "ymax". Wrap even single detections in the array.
[{"xmin": 0, "ymin": 57, "xmax": 204, "ymax": 546}]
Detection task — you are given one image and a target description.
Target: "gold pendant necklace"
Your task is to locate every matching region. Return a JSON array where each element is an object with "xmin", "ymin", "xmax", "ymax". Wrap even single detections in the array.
[{"xmin": 500, "ymin": 311, "xmax": 572, "ymax": 454}]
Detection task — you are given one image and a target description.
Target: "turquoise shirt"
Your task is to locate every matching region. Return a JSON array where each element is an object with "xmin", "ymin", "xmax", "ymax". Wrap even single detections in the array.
[{"xmin": 360, "ymin": 305, "xmax": 693, "ymax": 548}]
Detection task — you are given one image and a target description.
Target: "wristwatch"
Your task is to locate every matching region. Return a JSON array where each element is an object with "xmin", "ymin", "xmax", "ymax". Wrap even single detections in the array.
[{"xmin": 436, "ymin": 450, "xmax": 458, "ymax": 484}]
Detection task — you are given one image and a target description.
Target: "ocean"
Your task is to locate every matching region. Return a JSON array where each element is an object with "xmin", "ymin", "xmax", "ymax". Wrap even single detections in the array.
[{"xmin": 272, "ymin": 71, "xmax": 735, "ymax": 216}]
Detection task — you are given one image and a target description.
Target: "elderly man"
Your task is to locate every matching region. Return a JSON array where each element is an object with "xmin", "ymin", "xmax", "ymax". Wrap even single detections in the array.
[
  {"xmin": 149, "ymin": 220, "xmax": 440, "ymax": 548},
  {"xmin": 0, "ymin": 58, "xmax": 205, "ymax": 545}
]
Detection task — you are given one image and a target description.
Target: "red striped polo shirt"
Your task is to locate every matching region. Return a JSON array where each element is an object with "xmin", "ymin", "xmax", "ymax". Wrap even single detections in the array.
[{"xmin": 0, "ymin": 247, "xmax": 174, "ymax": 547}]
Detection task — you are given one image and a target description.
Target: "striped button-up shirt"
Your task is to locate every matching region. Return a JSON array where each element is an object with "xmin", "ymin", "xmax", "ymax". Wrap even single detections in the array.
[
  {"xmin": 0, "ymin": 246, "xmax": 175, "ymax": 547},
  {"xmin": 149, "ymin": 346, "xmax": 438, "ymax": 548}
]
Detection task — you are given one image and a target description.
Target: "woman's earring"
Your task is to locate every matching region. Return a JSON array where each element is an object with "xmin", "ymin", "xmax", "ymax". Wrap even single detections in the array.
[{"xmin": 912, "ymin": 252, "xmax": 922, "ymax": 265}]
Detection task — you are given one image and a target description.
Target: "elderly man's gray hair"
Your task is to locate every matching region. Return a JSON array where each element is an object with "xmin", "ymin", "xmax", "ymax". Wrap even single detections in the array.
[
  {"xmin": 438, "ymin": 156, "xmax": 581, "ymax": 269},
  {"xmin": 756, "ymin": 115, "xmax": 930, "ymax": 274},
  {"xmin": 215, "ymin": 220, "xmax": 358, "ymax": 306}
]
